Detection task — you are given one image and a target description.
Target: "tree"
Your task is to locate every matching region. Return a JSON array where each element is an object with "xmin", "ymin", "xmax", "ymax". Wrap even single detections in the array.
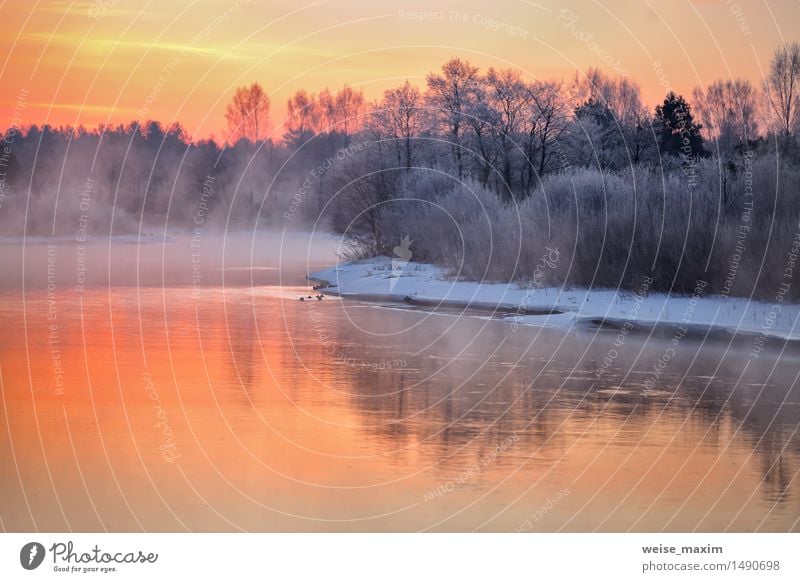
[
  {"xmin": 622, "ymin": 107, "xmax": 657, "ymax": 166},
  {"xmin": 329, "ymin": 145, "xmax": 396, "ymax": 256},
  {"xmin": 569, "ymin": 97, "xmax": 623, "ymax": 170},
  {"xmin": 484, "ymin": 67, "xmax": 529, "ymax": 198},
  {"xmin": 371, "ymin": 80, "xmax": 425, "ymax": 169},
  {"xmin": 765, "ymin": 42, "xmax": 800, "ymax": 138},
  {"xmin": 464, "ymin": 86, "xmax": 499, "ymax": 189},
  {"xmin": 693, "ymin": 79, "xmax": 759, "ymax": 155},
  {"xmin": 573, "ymin": 68, "xmax": 644, "ymax": 126},
  {"xmin": 525, "ymin": 79, "xmax": 570, "ymax": 181},
  {"xmin": 426, "ymin": 58, "xmax": 481, "ymax": 179},
  {"xmin": 331, "ymin": 85, "xmax": 365, "ymax": 137},
  {"xmin": 286, "ymin": 85, "xmax": 365, "ymax": 140},
  {"xmin": 569, "ymin": 69, "xmax": 655, "ymax": 167},
  {"xmin": 654, "ymin": 92, "xmax": 705, "ymax": 158},
  {"xmin": 224, "ymin": 83, "xmax": 271, "ymax": 144},
  {"xmin": 285, "ymin": 89, "xmax": 316, "ymax": 138}
]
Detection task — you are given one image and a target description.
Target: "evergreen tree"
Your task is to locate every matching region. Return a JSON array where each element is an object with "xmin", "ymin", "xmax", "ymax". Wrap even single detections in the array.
[{"xmin": 654, "ymin": 92, "xmax": 705, "ymax": 158}]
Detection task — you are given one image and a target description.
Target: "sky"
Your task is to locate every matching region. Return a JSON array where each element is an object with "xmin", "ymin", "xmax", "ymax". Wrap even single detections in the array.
[{"xmin": 1, "ymin": 0, "xmax": 799, "ymax": 141}]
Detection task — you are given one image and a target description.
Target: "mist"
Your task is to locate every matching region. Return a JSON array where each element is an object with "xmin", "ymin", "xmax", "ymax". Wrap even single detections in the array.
[
  {"xmin": 0, "ymin": 229, "xmax": 338, "ymax": 292},
  {"xmin": 4, "ymin": 50, "xmax": 800, "ymax": 302},
  {"xmin": 0, "ymin": 120, "xmax": 326, "ymax": 239}
]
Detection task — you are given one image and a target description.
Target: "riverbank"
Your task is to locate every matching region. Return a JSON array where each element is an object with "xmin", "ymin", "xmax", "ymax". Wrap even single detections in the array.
[{"xmin": 310, "ymin": 257, "xmax": 800, "ymax": 343}]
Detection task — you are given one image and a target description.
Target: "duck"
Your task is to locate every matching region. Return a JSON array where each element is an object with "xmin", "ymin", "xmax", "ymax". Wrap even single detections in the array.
[
  {"xmin": 298, "ymin": 297, "xmax": 305, "ymax": 301},
  {"xmin": 316, "ymin": 294, "xmax": 323, "ymax": 301}
]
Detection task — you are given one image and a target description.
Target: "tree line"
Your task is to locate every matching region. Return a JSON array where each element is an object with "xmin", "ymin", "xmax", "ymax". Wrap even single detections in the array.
[{"xmin": 2, "ymin": 43, "xmax": 800, "ymax": 299}]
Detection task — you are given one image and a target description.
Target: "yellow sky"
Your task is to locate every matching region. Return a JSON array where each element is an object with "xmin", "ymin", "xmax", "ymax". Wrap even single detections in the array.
[{"xmin": 1, "ymin": 0, "xmax": 798, "ymax": 140}]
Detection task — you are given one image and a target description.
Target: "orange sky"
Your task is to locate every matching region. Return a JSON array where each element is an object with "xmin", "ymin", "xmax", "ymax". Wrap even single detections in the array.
[{"xmin": 1, "ymin": 0, "xmax": 799, "ymax": 141}]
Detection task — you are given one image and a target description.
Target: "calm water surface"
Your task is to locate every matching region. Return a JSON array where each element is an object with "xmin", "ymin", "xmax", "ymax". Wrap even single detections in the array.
[{"xmin": 1, "ymin": 232, "xmax": 799, "ymax": 531}]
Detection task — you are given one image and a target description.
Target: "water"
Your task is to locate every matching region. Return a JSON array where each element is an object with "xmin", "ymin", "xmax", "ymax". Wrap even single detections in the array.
[{"xmin": 1, "ymin": 232, "xmax": 799, "ymax": 532}]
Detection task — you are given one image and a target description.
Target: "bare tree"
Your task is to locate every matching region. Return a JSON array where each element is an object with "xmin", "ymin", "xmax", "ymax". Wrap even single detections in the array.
[
  {"xmin": 464, "ymin": 84, "xmax": 499, "ymax": 189},
  {"xmin": 426, "ymin": 58, "xmax": 481, "ymax": 179},
  {"xmin": 224, "ymin": 83, "xmax": 271, "ymax": 144},
  {"xmin": 329, "ymin": 146, "xmax": 395, "ymax": 256},
  {"xmin": 484, "ymin": 67, "xmax": 529, "ymax": 197},
  {"xmin": 574, "ymin": 68, "xmax": 643, "ymax": 125},
  {"xmin": 525, "ymin": 79, "xmax": 570, "ymax": 182},
  {"xmin": 571, "ymin": 69, "xmax": 655, "ymax": 168},
  {"xmin": 285, "ymin": 89, "xmax": 316, "ymax": 136},
  {"xmin": 765, "ymin": 42, "xmax": 800, "ymax": 137},
  {"xmin": 622, "ymin": 106, "xmax": 656, "ymax": 166},
  {"xmin": 693, "ymin": 79, "xmax": 759, "ymax": 153},
  {"xmin": 332, "ymin": 85, "xmax": 365, "ymax": 137},
  {"xmin": 286, "ymin": 85, "xmax": 364, "ymax": 147},
  {"xmin": 316, "ymin": 88, "xmax": 336, "ymax": 133},
  {"xmin": 372, "ymin": 80, "xmax": 425, "ymax": 169}
]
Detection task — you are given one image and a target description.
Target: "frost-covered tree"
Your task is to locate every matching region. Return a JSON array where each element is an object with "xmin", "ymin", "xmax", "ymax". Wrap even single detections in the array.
[
  {"xmin": 693, "ymin": 79, "xmax": 759, "ymax": 154},
  {"xmin": 426, "ymin": 58, "xmax": 481, "ymax": 179},
  {"xmin": 524, "ymin": 79, "xmax": 571, "ymax": 180},
  {"xmin": 484, "ymin": 67, "xmax": 529, "ymax": 198},
  {"xmin": 765, "ymin": 42, "xmax": 800, "ymax": 138},
  {"xmin": 568, "ymin": 98, "xmax": 624, "ymax": 171},
  {"xmin": 370, "ymin": 80, "xmax": 426, "ymax": 170}
]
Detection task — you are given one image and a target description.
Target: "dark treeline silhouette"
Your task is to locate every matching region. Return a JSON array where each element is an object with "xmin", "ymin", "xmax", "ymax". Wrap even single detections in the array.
[
  {"xmin": 3, "ymin": 43, "xmax": 800, "ymax": 299},
  {"xmin": 0, "ymin": 120, "xmax": 287, "ymax": 235},
  {"xmin": 0, "ymin": 82, "xmax": 367, "ymax": 236}
]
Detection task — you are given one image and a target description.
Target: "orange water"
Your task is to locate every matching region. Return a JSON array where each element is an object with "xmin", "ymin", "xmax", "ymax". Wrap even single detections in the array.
[{"xmin": 1, "ymin": 235, "xmax": 798, "ymax": 532}]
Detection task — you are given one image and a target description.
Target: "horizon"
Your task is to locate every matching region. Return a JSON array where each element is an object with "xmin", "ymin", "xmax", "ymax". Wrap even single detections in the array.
[{"xmin": 2, "ymin": 0, "xmax": 799, "ymax": 141}]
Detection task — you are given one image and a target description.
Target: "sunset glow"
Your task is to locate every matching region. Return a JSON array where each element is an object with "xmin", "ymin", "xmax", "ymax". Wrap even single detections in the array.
[
  {"xmin": 3, "ymin": 1, "xmax": 800, "ymax": 574},
  {"xmin": 3, "ymin": 0, "xmax": 800, "ymax": 139}
]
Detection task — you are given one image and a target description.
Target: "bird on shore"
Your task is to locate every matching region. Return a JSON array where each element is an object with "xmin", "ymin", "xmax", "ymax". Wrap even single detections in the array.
[
  {"xmin": 298, "ymin": 297, "xmax": 305, "ymax": 301},
  {"xmin": 316, "ymin": 294, "xmax": 324, "ymax": 300}
]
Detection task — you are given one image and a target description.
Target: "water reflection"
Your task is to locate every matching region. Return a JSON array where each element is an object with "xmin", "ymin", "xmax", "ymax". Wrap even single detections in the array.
[{"xmin": 1, "ymin": 236, "xmax": 799, "ymax": 532}]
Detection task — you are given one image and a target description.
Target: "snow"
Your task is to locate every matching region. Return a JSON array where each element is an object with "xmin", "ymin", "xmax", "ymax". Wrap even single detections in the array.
[{"xmin": 309, "ymin": 256, "xmax": 800, "ymax": 342}]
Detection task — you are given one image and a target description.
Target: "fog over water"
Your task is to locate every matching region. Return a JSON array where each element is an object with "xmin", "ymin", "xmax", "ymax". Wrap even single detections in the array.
[
  {"xmin": 0, "ymin": 231, "xmax": 798, "ymax": 531},
  {"xmin": 0, "ymin": 229, "xmax": 338, "ymax": 290}
]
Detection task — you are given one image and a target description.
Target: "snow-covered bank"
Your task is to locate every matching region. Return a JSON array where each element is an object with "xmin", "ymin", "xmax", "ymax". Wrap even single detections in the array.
[{"xmin": 310, "ymin": 257, "xmax": 800, "ymax": 343}]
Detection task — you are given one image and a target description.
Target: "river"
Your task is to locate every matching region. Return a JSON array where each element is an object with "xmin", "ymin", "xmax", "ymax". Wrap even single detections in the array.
[{"xmin": 1, "ymin": 231, "xmax": 798, "ymax": 532}]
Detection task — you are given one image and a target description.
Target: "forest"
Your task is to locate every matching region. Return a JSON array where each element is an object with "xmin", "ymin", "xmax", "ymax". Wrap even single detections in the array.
[{"xmin": 2, "ymin": 43, "xmax": 800, "ymax": 299}]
